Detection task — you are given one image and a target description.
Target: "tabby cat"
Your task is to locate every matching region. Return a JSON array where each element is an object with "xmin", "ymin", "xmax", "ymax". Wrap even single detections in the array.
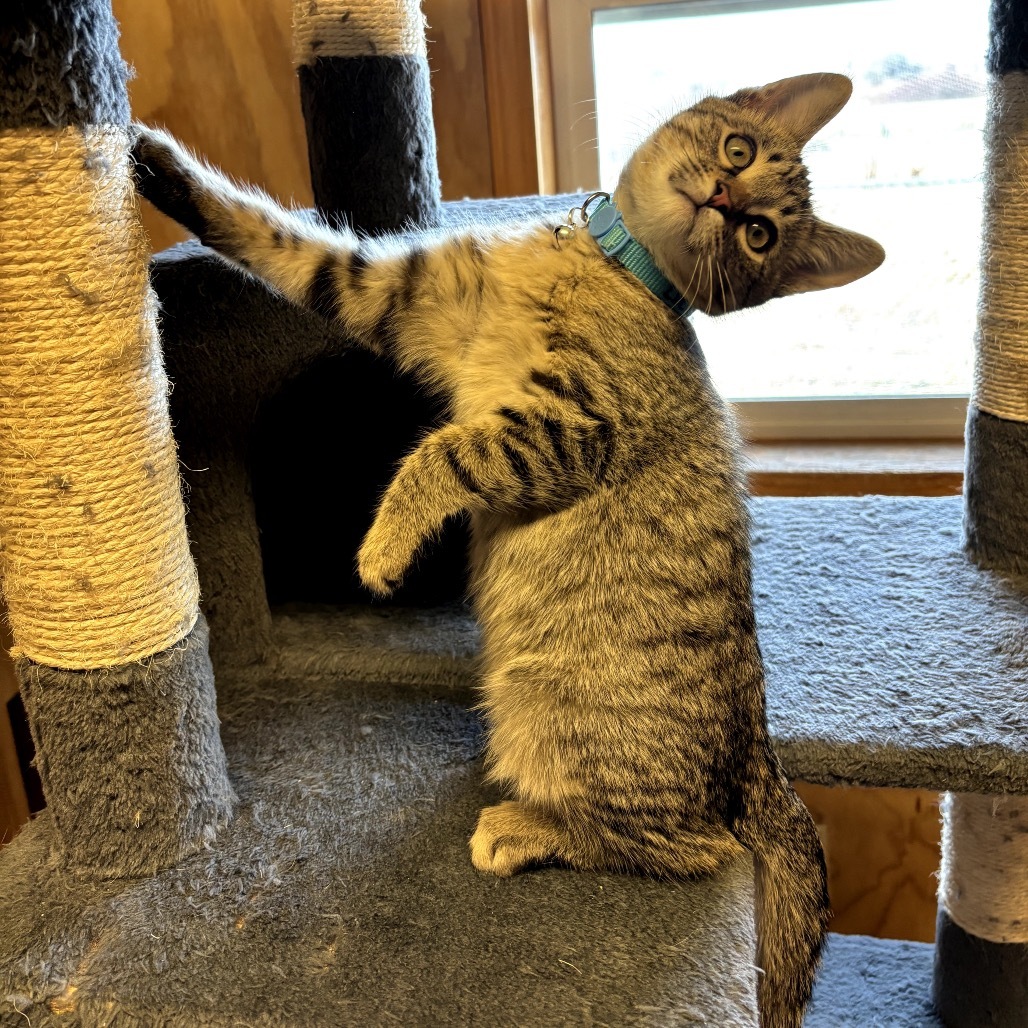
[{"xmin": 132, "ymin": 72, "xmax": 884, "ymax": 1028}]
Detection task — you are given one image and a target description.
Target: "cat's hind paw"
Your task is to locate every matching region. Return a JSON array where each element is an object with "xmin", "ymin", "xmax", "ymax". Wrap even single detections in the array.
[{"xmin": 469, "ymin": 801, "xmax": 564, "ymax": 877}]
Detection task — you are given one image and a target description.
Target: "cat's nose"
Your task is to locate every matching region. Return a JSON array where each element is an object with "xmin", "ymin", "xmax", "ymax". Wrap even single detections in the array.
[{"xmin": 707, "ymin": 182, "xmax": 733, "ymax": 211}]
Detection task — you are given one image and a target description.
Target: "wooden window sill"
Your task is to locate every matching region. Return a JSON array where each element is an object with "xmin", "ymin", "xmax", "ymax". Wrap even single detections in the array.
[{"xmin": 746, "ymin": 441, "xmax": 964, "ymax": 497}]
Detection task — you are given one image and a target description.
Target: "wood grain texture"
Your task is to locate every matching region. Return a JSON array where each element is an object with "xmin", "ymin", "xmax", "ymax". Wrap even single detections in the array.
[
  {"xmin": 795, "ymin": 782, "xmax": 941, "ymax": 943},
  {"xmin": 115, "ymin": 0, "xmax": 313, "ymax": 253},
  {"xmin": 747, "ymin": 441, "xmax": 964, "ymax": 497},
  {"xmin": 119, "ymin": 0, "xmax": 499, "ymax": 254},
  {"xmin": 479, "ymin": 0, "xmax": 545, "ymax": 196},
  {"xmin": 424, "ymin": 0, "xmax": 494, "ymax": 199},
  {"xmin": 0, "ymin": 607, "xmax": 29, "ymax": 847},
  {"xmin": 527, "ymin": 0, "xmax": 557, "ymax": 194}
]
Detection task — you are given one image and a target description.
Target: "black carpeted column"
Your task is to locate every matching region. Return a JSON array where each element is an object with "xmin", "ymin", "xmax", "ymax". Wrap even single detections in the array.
[
  {"xmin": 0, "ymin": 0, "xmax": 234, "ymax": 876},
  {"xmin": 293, "ymin": 0, "xmax": 441, "ymax": 232},
  {"xmin": 937, "ymin": 0, "xmax": 1028, "ymax": 1022}
]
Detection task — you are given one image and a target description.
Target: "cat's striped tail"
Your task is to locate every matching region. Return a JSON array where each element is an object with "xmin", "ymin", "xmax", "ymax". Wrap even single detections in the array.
[{"xmin": 732, "ymin": 746, "xmax": 830, "ymax": 1028}]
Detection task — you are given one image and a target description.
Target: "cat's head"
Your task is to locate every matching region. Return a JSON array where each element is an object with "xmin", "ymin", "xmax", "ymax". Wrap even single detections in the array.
[{"xmin": 614, "ymin": 73, "xmax": 885, "ymax": 314}]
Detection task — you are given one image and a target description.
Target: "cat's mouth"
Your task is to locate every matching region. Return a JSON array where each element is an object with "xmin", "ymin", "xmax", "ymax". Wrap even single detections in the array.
[{"xmin": 674, "ymin": 185, "xmax": 705, "ymax": 210}]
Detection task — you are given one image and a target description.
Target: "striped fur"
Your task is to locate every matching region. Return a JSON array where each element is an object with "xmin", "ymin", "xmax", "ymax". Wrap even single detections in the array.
[{"xmin": 131, "ymin": 73, "xmax": 883, "ymax": 1028}]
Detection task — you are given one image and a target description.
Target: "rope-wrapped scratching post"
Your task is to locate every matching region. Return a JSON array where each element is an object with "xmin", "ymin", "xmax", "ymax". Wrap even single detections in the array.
[
  {"xmin": 936, "ymin": 0, "xmax": 1028, "ymax": 1020},
  {"xmin": 0, "ymin": 0, "xmax": 234, "ymax": 876},
  {"xmin": 292, "ymin": 0, "xmax": 441, "ymax": 232}
]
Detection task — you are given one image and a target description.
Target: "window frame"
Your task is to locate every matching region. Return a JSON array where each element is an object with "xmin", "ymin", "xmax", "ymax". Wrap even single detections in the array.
[{"xmin": 544, "ymin": 0, "xmax": 972, "ymax": 442}]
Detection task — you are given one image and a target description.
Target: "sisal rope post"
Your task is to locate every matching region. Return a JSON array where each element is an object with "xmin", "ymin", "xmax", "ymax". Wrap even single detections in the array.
[
  {"xmin": 937, "ymin": 2, "xmax": 1028, "ymax": 1021},
  {"xmin": 938, "ymin": 793, "xmax": 1028, "ymax": 945},
  {"xmin": 292, "ymin": 0, "xmax": 428, "ymax": 62},
  {"xmin": 0, "ymin": 126, "xmax": 199, "ymax": 669},
  {"xmin": 0, "ymin": 0, "xmax": 234, "ymax": 877},
  {"xmin": 972, "ymin": 73, "xmax": 1028, "ymax": 429}
]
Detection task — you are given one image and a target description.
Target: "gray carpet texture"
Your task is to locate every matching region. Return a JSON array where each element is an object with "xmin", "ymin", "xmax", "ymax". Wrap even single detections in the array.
[
  {"xmin": 934, "ymin": 908, "xmax": 1028, "ymax": 1028},
  {"xmin": 0, "ymin": 646, "xmax": 954, "ymax": 1027},
  {"xmin": 0, "ymin": 0, "xmax": 129, "ymax": 130},
  {"xmin": 806, "ymin": 934, "xmax": 940, "ymax": 1028},
  {"xmin": 15, "ymin": 617, "xmax": 234, "ymax": 879},
  {"xmin": 5, "ymin": 492, "xmax": 1009, "ymax": 1023},
  {"xmin": 298, "ymin": 56, "xmax": 442, "ymax": 233},
  {"xmin": 0, "ymin": 666, "xmax": 762, "ymax": 1027},
  {"xmin": 751, "ymin": 494, "xmax": 1028, "ymax": 793}
]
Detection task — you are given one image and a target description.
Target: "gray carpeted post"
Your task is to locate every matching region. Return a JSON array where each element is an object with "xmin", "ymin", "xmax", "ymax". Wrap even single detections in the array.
[
  {"xmin": 936, "ymin": 0, "xmax": 1028, "ymax": 1021},
  {"xmin": 0, "ymin": 0, "xmax": 234, "ymax": 876},
  {"xmin": 293, "ymin": 0, "xmax": 441, "ymax": 232}
]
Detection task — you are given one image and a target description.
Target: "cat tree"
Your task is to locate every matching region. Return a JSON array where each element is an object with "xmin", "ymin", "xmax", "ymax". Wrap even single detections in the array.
[
  {"xmin": 934, "ymin": 3, "xmax": 1028, "ymax": 1020},
  {"xmin": 0, "ymin": 0, "xmax": 232, "ymax": 878},
  {"xmin": 0, "ymin": 1, "xmax": 1026, "ymax": 1025}
]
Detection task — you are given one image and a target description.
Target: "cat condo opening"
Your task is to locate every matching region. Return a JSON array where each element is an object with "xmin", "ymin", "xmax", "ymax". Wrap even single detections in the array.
[{"xmin": 249, "ymin": 349, "xmax": 469, "ymax": 608}]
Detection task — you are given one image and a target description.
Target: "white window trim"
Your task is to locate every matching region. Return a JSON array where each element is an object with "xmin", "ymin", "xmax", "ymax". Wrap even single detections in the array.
[{"xmin": 545, "ymin": 0, "xmax": 971, "ymax": 442}]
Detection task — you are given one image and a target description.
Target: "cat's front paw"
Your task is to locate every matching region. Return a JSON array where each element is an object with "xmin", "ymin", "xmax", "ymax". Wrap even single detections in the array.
[
  {"xmin": 356, "ymin": 528, "xmax": 409, "ymax": 598},
  {"xmin": 129, "ymin": 124, "xmax": 210, "ymax": 240},
  {"xmin": 470, "ymin": 801, "xmax": 562, "ymax": 877}
]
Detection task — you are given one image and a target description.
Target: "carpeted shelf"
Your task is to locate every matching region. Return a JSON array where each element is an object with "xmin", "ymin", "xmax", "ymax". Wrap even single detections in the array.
[
  {"xmin": 1, "ymin": 667, "xmax": 762, "ymax": 1026},
  {"xmin": 264, "ymin": 495, "xmax": 1028, "ymax": 796},
  {"xmin": 754, "ymin": 495, "xmax": 1028, "ymax": 793}
]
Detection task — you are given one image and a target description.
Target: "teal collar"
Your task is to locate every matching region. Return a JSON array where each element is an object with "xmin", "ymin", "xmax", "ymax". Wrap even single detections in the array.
[{"xmin": 585, "ymin": 195, "xmax": 692, "ymax": 316}]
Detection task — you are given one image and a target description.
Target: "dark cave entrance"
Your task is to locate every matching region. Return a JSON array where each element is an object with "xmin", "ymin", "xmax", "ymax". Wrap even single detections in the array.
[{"xmin": 249, "ymin": 348, "xmax": 469, "ymax": 609}]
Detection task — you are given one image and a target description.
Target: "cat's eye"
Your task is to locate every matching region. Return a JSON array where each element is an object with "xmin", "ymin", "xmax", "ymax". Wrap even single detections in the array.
[
  {"xmin": 743, "ymin": 216, "xmax": 777, "ymax": 254},
  {"xmin": 725, "ymin": 135, "xmax": 755, "ymax": 169}
]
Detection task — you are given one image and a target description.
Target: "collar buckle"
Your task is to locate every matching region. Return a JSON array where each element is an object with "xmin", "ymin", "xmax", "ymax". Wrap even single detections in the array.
[{"xmin": 580, "ymin": 197, "xmax": 692, "ymax": 317}]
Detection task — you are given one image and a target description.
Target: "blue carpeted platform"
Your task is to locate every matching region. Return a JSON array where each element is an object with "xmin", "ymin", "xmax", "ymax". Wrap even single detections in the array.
[{"xmin": 262, "ymin": 494, "xmax": 1028, "ymax": 795}]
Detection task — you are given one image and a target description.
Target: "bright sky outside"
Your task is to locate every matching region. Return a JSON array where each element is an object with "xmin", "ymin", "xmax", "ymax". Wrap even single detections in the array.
[{"xmin": 593, "ymin": 0, "xmax": 989, "ymax": 400}]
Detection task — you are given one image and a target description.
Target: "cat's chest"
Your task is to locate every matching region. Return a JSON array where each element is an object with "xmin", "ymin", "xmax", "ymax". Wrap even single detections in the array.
[
  {"xmin": 451, "ymin": 306, "xmax": 551, "ymax": 421},
  {"xmin": 449, "ymin": 234, "xmax": 577, "ymax": 422}
]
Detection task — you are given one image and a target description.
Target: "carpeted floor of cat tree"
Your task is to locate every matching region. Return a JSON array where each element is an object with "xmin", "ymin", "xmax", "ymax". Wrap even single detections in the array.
[
  {"xmin": 0, "ymin": 496, "xmax": 993, "ymax": 1026},
  {"xmin": 1, "ymin": 668, "xmax": 760, "ymax": 1027},
  {"xmin": 0, "ymin": 664, "xmax": 942, "ymax": 1028}
]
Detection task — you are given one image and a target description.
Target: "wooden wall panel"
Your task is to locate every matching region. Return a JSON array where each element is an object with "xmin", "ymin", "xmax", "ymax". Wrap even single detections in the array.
[
  {"xmin": 117, "ymin": 0, "xmax": 498, "ymax": 254},
  {"xmin": 114, "ymin": 0, "xmax": 312, "ymax": 253},
  {"xmin": 424, "ymin": 0, "xmax": 494, "ymax": 200},
  {"xmin": 796, "ymin": 783, "xmax": 941, "ymax": 943},
  {"xmin": 479, "ymin": 0, "xmax": 543, "ymax": 196}
]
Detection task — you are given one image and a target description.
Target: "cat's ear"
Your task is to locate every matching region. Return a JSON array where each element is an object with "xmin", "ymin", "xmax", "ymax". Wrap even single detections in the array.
[
  {"xmin": 730, "ymin": 73, "xmax": 852, "ymax": 147},
  {"xmin": 777, "ymin": 221, "xmax": 885, "ymax": 296}
]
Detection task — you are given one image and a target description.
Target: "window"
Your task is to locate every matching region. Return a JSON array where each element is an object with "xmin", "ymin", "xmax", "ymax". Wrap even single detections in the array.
[{"xmin": 546, "ymin": 0, "xmax": 988, "ymax": 438}]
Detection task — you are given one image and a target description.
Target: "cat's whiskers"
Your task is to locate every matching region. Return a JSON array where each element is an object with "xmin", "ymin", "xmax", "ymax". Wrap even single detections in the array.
[
  {"xmin": 679, "ymin": 252, "xmax": 704, "ymax": 309},
  {"xmin": 725, "ymin": 266, "xmax": 738, "ymax": 313},
  {"xmin": 715, "ymin": 261, "xmax": 734, "ymax": 314},
  {"xmin": 689, "ymin": 251, "xmax": 707, "ymax": 308}
]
